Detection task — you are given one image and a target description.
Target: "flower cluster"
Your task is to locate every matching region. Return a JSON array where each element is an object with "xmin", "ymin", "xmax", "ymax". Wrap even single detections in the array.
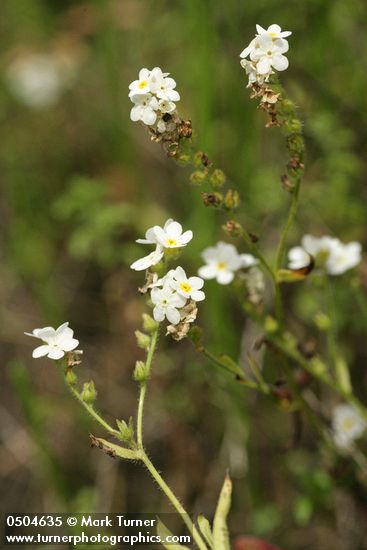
[
  {"xmin": 288, "ymin": 235, "xmax": 362, "ymax": 276},
  {"xmin": 128, "ymin": 67, "xmax": 180, "ymax": 133},
  {"xmin": 131, "ymin": 218, "xmax": 204, "ymax": 333},
  {"xmin": 240, "ymin": 24, "xmax": 291, "ymax": 86},
  {"xmin": 332, "ymin": 404, "xmax": 366, "ymax": 450},
  {"xmin": 25, "ymin": 322, "xmax": 79, "ymax": 360},
  {"xmin": 198, "ymin": 241, "xmax": 258, "ymax": 285}
]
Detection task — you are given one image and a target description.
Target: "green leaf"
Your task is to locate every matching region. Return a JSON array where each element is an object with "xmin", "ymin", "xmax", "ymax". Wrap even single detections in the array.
[
  {"xmin": 335, "ymin": 357, "xmax": 352, "ymax": 394},
  {"xmin": 156, "ymin": 518, "xmax": 191, "ymax": 550},
  {"xmin": 213, "ymin": 474, "xmax": 232, "ymax": 550},
  {"xmin": 218, "ymin": 355, "xmax": 246, "ymax": 380},
  {"xmin": 197, "ymin": 514, "xmax": 213, "ymax": 549}
]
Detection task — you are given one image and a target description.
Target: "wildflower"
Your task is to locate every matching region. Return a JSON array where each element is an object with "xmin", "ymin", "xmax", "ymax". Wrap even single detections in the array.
[
  {"xmin": 5, "ymin": 51, "xmax": 77, "ymax": 108},
  {"xmin": 168, "ymin": 266, "xmax": 205, "ymax": 301},
  {"xmin": 130, "ymin": 246, "xmax": 164, "ymax": 271},
  {"xmin": 149, "ymin": 67, "xmax": 180, "ymax": 101},
  {"xmin": 288, "ymin": 235, "xmax": 362, "ymax": 275},
  {"xmin": 198, "ymin": 241, "xmax": 254, "ymax": 285},
  {"xmin": 128, "ymin": 68, "xmax": 153, "ymax": 96},
  {"xmin": 151, "ymin": 283, "xmax": 187, "ymax": 325},
  {"xmin": 128, "ymin": 67, "xmax": 180, "ymax": 132},
  {"xmin": 332, "ymin": 404, "xmax": 366, "ymax": 449},
  {"xmin": 25, "ymin": 322, "xmax": 79, "ymax": 360},
  {"xmin": 326, "ymin": 241, "xmax": 362, "ymax": 275},
  {"xmin": 154, "ymin": 220, "xmax": 193, "ymax": 249},
  {"xmin": 250, "ymin": 35, "xmax": 289, "ymax": 75},
  {"xmin": 130, "ymin": 93, "xmax": 159, "ymax": 126},
  {"xmin": 240, "ymin": 24, "xmax": 291, "ymax": 86},
  {"xmin": 256, "ymin": 24, "xmax": 292, "ymax": 40}
]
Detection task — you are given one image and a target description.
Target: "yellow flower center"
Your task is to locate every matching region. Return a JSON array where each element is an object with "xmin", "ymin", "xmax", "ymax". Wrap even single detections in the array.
[
  {"xmin": 217, "ymin": 261, "xmax": 227, "ymax": 270},
  {"xmin": 166, "ymin": 238, "xmax": 177, "ymax": 246},
  {"xmin": 138, "ymin": 80, "xmax": 148, "ymax": 89},
  {"xmin": 341, "ymin": 418, "xmax": 354, "ymax": 432},
  {"xmin": 180, "ymin": 282, "xmax": 192, "ymax": 293}
]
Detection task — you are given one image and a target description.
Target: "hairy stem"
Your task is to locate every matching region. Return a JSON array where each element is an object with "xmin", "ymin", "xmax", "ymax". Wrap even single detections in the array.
[
  {"xmin": 141, "ymin": 451, "xmax": 207, "ymax": 550},
  {"xmin": 66, "ymin": 382, "xmax": 121, "ymax": 439},
  {"xmin": 137, "ymin": 328, "xmax": 159, "ymax": 448}
]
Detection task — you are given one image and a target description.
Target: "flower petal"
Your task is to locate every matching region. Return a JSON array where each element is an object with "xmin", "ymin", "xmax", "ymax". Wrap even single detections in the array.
[
  {"xmin": 47, "ymin": 348, "xmax": 65, "ymax": 360},
  {"xmin": 166, "ymin": 306, "xmax": 181, "ymax": 325},
  {"xmin": 32, "ymin": 345, "xmax": 51, "ymax": 358},
  {"xmin": 217, "ymin": 270, "xmax": 234, "ymax": 285},
  {"xmin": 198, "ymin": 265, "xmax": 217, "ymax": 280}
]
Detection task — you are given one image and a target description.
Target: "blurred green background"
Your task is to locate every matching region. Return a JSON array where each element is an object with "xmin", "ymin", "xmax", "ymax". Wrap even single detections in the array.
[{"xmin": 1, "ymin": 1, "xmax": 367, "ymax": 549}]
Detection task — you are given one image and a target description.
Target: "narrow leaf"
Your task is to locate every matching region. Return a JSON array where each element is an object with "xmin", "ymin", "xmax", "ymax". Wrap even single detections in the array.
[
  {"xmin": 213, "ymin": 474, "xmax": 232, "ymax": 550},
  {"xmin": 219, "ymin": 355, "xmax": 246, "ymax": 380},
  {"xmin": 197, "ymin": 514, "xmax": 213, "ymax": 548},
  {"xmin": 89, "ymin": 435, "xmax": 137, "ymax": 460},
  {"xmin": 156, "ymin": 518, "xmax": 191, "ymax": 550}
]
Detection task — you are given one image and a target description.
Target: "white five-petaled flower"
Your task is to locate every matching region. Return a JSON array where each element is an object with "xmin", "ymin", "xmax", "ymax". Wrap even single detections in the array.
[
  {"xmin": 128, "ymin": 67, "xmax": 180, "ymax": 130},
  {"xmin": 326, "ymin": 241, "xmax": 362, "ymax": 275},
  {"xmin": 25, "ymin": 322, "xmax": 79, "ymax": 360},
  {"xmin": 166, "ymin": 266, "xmax": 205, "ymax": 301},
  {"xmin": 128, "ymin": 68, "xmax": 152, "ymax": 96},
  {"xmin": 288, "ymin": 235, "xmax": 362, "ymax": 275},
  {"xmin": 332, "ymin": 404, "xmax": 366, "ymax": 450},
  {"xmin": 154, "ymin": 220, "xmax": 193, "ymax": 249},
  {"xmin": 240, "ymin": 23, "xmax": 291, "ymax": 85},
  {"xmin": 250, "ymin": 34, "xmax": 289, "ymax": 74},
  {"xmin": 151, "ymin": 283, "xmax": 187, "ymax": 325},
  {"xmin": 131, "ymin": 219, "xmax": 193, "ymax": 272},
  {"xmin": 135, "ymin": 218, "xmax": 193, "ymax": 248},
  {"xmin": 130, "ymin": 93, "xmax": 159, "ymax": 126},
  {"xmin": 198, "ymin": 241, "xmax": 257, "ymax": 285}
]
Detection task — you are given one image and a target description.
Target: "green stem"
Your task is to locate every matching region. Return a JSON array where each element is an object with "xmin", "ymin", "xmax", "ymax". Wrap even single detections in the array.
[
  {"xmin": 66, "ymin": 382, "xmax": 121, "ymax": 438},
  {"xmin": 275, "ymin": 179, "xmax": 301, "ymax": 272},
  {"xmin": 141, "ymin": 451, "xmax": 207, "ymax": 550},
  {"xmin": 137, "ymin": 328, "xmax": 159, "ymax": 448}
]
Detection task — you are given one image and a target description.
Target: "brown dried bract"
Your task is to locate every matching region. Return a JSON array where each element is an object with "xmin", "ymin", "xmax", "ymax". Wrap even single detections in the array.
[
  {"xmin": 138, "ymin": 271, "xmax": 159, "ymax": 294},
  {"xmin": 166, "ymin": 301, "xmax": 198, "ymax": 341},
  {"xmin": 90, "ymin": 434, "xmax": 116, "ymax": 458}
]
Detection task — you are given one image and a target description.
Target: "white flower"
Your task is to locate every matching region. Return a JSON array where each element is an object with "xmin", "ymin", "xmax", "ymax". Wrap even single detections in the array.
[
  {"xmin": 167, "ymin": 266, "xmax": 205, "ymax": 301},
  {"xmin": 326, "ymin": 241, "xmax": 362, "ymax": 275},
  {"xmin": 256, "ymin": 23, "xmax": 292, "ymax": 40},
  {"xmin": 136, "ymin": 218, "xmax": 193, "ymax": 249},
  {"xmin": 250, "ymin": 34, "xmax": 289, "ymax": 74},
  {"xmin": 5, "ymin": 52, "xmax": 76, "ymax": 108},
  {"xmin": 240, "ymin": 59, "xmax": 260, "ymax": 86},
  {"xmin": 240, "ymin": 254, "xmax": 258, "ymax": 268},
  {"xmin": 154, "ymin": 220, "xmax": 193, "ymax": 249},
  {"xmin": 130, "ymin": 245, "xmax": 164, "ymax": 271},
  {"xmin": 198, "ymin": 242, "xmax": 243, "ymax": 285},
  {"xmin": 128, "ymin": 67, "xmax": 180, "ymax": 129},
  {"xmin": 25, "ymin": 322, "xmax": 79, "ymax": 360},
  {"xmin": 149, "ymin": 67, "xmax": 180, "ymax": 101},
  {"xmin": 158, "ymin": 98, "xmax": 176, "ymax": 114},
  {"xmin": 288, "ymin": 246, "xmax": 312, "ymax": 270},
  {"xmin": 130, "ymin": 93, "xmax": 159, "ymax": 125},
  {"xmin": 128, "ymin": 68, "xmax": 152, "ymax": 96},
  {"xmin": 288, "ymin": 235, "xmax": 362, "ymax": 275},
  {"xmin": 332, "ymin": 404, "xmax": 366, "ymax": 449},
  {"xmin": 240, "ymin": 23, "xmax": 291, "ymax": 85},
  {"xmin": 151, "ymin": 283, "xmax": 187, "ymax": 325}
]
